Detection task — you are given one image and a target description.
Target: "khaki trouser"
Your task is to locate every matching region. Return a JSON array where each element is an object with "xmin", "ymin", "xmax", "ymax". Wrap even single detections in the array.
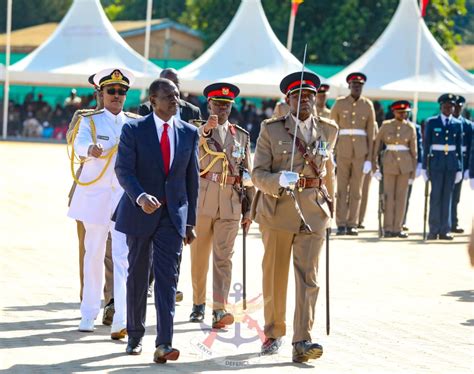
[
  {"xmin": 383, "ymin": 173, "xmax": 410, "ymax": 232},
  {"xmin": 260, "ymin": 223, "xmax": 324, "ymax": 343},
  {"xmin": 190, "ymin": 213, "xmax": 239, "ymax": 310},
  {"xmin": 358, "ymin": 173, "xmax": 372, "ymax": 226},
  {"xmin": 336, "ymin": 156, "xmax": 365, "ymax": 227},
  {"xmin": 77, "ymin": 220, "xmax": 114, "ymax": 304}
]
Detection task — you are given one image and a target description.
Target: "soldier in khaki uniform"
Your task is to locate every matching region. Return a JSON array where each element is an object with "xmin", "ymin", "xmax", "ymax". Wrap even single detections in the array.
[
  {"xmin": 372, "ymin": 101, "xmax": 417, "ymax": 238},
  {"xmin": 67, "ymin": 74, "xmax": 114, "ymax": 326},
  {"xmin": 330, "ymin": 72, "xmax": 376, "ymax": 236},
  {"xmin": 189, "ymin": 83, "xmax": 255, "ymax": 328},
  {"xmin": 251, "ymin": 72, "xmax": 338, "ymax": 363},
  {"xmin": 316, "ymin": 84, "xmax": 331, "ymax": 118}
]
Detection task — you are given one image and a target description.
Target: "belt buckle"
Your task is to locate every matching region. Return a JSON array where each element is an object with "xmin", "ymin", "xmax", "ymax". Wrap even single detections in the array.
[
  {"xmin": 298, "ymin": 177, "xmax": 306, "ymax": 192},
  {"xmin": 211, "ymin": 173, "xmax": 219, "ymax": 183},
  {"xmin": 444, "ymin": 144, "xmax": 449, "ymax": 153}
]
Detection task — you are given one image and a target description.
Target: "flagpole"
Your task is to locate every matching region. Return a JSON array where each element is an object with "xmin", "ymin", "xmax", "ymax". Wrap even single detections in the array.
[
  {"xmin": 286, "ymin": 4, "xmax": 296, "ymax": 52},
  {"xmin": 413, "ymin": 0, "xmax": 423, "ymax": 124},
  {"xmin": 2, "ymin": 0, "xmax": 12, "ymax": 140},
  {"xmin": 141, "ymin": 0, "xmax": 153, "ymax": 99}
]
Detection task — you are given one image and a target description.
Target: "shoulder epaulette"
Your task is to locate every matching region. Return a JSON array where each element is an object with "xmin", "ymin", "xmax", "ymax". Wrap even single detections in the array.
[
  {"xmin": 264, "ymin": 114, "xmax": 287, "ymax": 125},
  {"xmin": 232, "ymin": 124, "xmax": 249, "ymax": 135},
  {"xmin": 124, "ymin": 111, "xmax": 141, "ymax": 119},
  {"xmin": 82, "ymin": 109, "xmax": 104, "ymax": 117},
  {"xmin": 381, "ymin": 119, "xmax": 393, "ymax": 127},
  {"xmin": 74, "ymin": 108, "xmax": 95, "ymax": 117},
  {"xmin": 317, "ymin": 115, "xmax": 338, "ymax": 130},
  {"xmin": 189, "ymin": 119, "xmax": 206, "ymax": 127}
]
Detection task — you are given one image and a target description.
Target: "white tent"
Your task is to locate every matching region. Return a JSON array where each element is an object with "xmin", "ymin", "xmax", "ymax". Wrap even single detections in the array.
[
  {"xmin": 179, "ymin": 0, "xmax": 305, "ymax": 98},
  {"xmin": 327, "ymin": 0, "xmax": 474, "ymax": 103},
  {"xmin": 7, "ymin": 0, "xmax": 161, "ymax": 89},
  {"xmin": 0, "ymin": 64, "xmax": 4, "ymax": 81}
]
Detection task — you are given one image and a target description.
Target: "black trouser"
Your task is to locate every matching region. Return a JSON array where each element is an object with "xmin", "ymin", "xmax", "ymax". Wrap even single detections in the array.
[{"xmin": 450, "ymin": 179, "xmax": 462, "ymax": 228}]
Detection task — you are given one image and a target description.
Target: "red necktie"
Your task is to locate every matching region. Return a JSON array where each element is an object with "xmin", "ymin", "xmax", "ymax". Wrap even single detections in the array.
[{"xmin": 161, "ymin": 123, "xmax": 170, "ymax": 176}]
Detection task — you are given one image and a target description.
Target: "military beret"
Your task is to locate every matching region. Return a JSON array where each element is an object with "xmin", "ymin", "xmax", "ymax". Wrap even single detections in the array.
[
  {"xmin": 280, "ymin": 71, "xmax": 321, "ymax": 96},
  {"xmin": 93, "ymin": 68, "xmax": 135, "ymax": 89},
  {"xmin": 456, "ymin": 95, "xmax": 466, "ymax": 106},
  {"xmin": 203, "ymin": 82, "xmax": 240, "ymax": 102},
  {"xmin": 437, "ymin": 93, "xmax": 456, "ymax": 105},
  {"xmin": 390, "ymin": 100, "xmax": 411, "ymax": 112},
  {"xmin": 346, "ymin": 72, "xmax": 367, "ymax": 84},
  {"xmin": 317, "ymin": 84, "xmax": 330, "ymax": 93}
]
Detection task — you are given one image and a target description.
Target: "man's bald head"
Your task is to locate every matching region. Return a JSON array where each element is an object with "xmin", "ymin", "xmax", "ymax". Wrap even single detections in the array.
[{"xmin": 160, "ymin": 68, "xmax": 179, "ymax": 89}]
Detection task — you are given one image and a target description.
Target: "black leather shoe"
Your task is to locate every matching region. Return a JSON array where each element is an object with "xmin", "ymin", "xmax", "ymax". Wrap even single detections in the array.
[
  {"xmin": 292, "ymin": 341, "xmax": 323, "ymax": 363},
  {"xmin": 126, "ymin": 337, "xmax": 143, "ymax": 355},
  {"xmin": 394, "ymin": 231, "xmax": 408, "ymax": 238},
  {"xmin": 212, "ymin": 309, "xmax": 234, "ymax": 329},
  {"xmin": 439, "ymin": 233, "xmax": 454, "ymax": 240},
  {"xmin": 426, "ymin": 233, "xmax": 438, "ymax": 240},
  {"xmin": 147, "ymin": 285, "xmax": 153, "ymax": 298},
  {"xmin": 102, "ymin": 299, "xmax": 114, "ymax": 326},
  {"xmin": 154, "ymin": 344, "xmax": 180, "ymax": 364},
  {"xmin": 175, "ymin": 291, "xmax": 183, "ymax": 303},
  {"xmin": 357, "ymin": 223, "xmax": 365, "ymax": 229},
  {"xmin": 451, "ymin": 226, "xmax": 464, "ymax": 234},
  {"xmin": 346, "ymin": 227, "xmax": 359, "ymax": 236},
  {"xmin": 189, "ymin": 304, "xmax": 205, "ymax": 323},
  {"xmin": 336, "ymin": 226, "xmax": 346, "ymax": 236},
  {"xmin": 261, "ymin": 337, "xmax": 282, "ymax": 355},
  {"xmin": 402, "ymin": 225, "xmax": 409, "ymax": 231},
  {"xmin": 384, "ymin": 231, "xmax": 394, "ymax": 238}
]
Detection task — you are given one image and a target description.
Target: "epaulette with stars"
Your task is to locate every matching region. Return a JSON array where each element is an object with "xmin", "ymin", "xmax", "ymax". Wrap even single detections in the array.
[{"xmin": 81, "ymin": 109, "xmax": 104, "ymax": 117}]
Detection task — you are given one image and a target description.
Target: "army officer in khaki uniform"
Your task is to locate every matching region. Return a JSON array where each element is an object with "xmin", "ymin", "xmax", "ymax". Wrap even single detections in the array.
[
  {"xmin": 189, "ymin": 83, "xmax": 255, "ymax": 329},
  {"xmin": 330, "ymin": 72, "xmax": 376, "ymax": 236},
  {"xmin": 251, "ymin": 72, "xmax": 338, "ymax": 363},
  {"xmin": 316, "ymin": 84, "xmax": 331, "ymax": 118},
  {"xmin": 372, "ymin": 101, "xmax": 417, "ymax": 238}
]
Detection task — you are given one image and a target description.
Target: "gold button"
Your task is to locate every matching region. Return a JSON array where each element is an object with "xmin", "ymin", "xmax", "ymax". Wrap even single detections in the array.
[
  {"xmin": 397, "ymin": 157, "xmax": 400, "ymax": 161},
  {"xmin": 397, "ymin": 127, "xmax": 400, "ymax": 130},
  {"xmin": 445, "ymin": 137, "xmax": 448, "ymax": 140},
  {"xmin": 305, "ymin": 161, "xmax": 309, "ymax": 165},
  {"xmin": 352, "ymin": 138, "xmax": 355, "ymax": 142},
  {"xmin": 352, "ymin": 121, "xmax": 355, "ymax": 124},
  {"xmin": 396, "ymin": 141, "xmax": 399, "ymax": 145},
  {"xmin": 223, "ymin": 148, "xmax": 226, "ymax": 152},
  {"xmin": 283, "ymin": 150, "xmax": 287, "ymax": 154},
  {"xmin": 353, "ymin": 103, "xmax": 356, "ymax": 107},
  {"xmin": 396, "ymin": 134, "xmax": 400, "ymax": 137},
  {"xmin": 298, "ymin": 187, "xmax": 303, "ymax": 192},
  {"xmin": 352, "ymin": 112, "xmax": 356, "ymax": 115}
]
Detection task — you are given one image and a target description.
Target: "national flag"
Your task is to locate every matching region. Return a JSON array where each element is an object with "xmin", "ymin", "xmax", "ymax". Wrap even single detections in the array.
[
  {"xmin": 291, "ymin": 0, "xmax": 304, "ymax": 17},
  {"xmin": 420, "ymin": 0, "xmax": 429, "ymax": 17}
]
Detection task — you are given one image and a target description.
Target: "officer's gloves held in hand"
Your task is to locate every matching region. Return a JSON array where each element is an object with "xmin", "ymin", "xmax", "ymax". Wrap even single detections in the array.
[
  {"xmin": 454, "ymin": 171, "xmax": 462, "ymax": 184},
  {"xmin": 362, "ymin": 161, "xmax": 372, "ymax": 174},
  {"xmin": 373, "ymin": 170, "xmax": 382, "ymax": 181},
  {"xmin": 279, "ymin": 171, "xmax": 299, "ymax": 189},
  {"xmin": 421, "ymin": 169, "xmax": 429, "ymax": 182},
  {"xmin": 416, "ymin": 163, "xmax": 422, "ymax": 178}
]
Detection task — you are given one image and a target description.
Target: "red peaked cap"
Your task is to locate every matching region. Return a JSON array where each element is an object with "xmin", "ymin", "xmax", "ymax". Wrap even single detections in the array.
[
  {"xmin": 346, "ymin": 72, "xmax": 367, "ymax": 84},
  {"xmin": 390, "ymin": 100, "xmax": 411, "ymax": 111},
  {"xmin": 317, "ymin": 84, "xmax": 330, "ymax": 93},
  {"xmin": 280, "ymin": 71, "xmax": 321, "ymax": 96},
  {"xmin": 203, "ymin": 82, "xmax": 240, "ymax": 102}
]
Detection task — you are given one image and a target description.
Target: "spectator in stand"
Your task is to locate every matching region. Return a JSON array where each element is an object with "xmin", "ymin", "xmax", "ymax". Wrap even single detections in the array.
[
  {"xmin": 64, "ymin": 89, "xmax": 82, "ymax": 109},
  {"xmin": 22, "ymin": 112, "xmax": 42, "ymax": 137}
]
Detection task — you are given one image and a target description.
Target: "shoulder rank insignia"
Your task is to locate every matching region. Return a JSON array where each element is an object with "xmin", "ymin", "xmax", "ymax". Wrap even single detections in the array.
[
  {"xmin": 316, "ymin": 115, "xmax": 338, "ymax": 130},
  {"xmin": 124, "ymin": 112, "xmax": 141, "ymax": 119},
  {"xmin": 82, "ymin": 109, "xmax": 104, "ymax": 117},
  {"xmin": 264, "ymin": 114, "xmax": 287, "ymax": 125},
  {"xmin": 233, "ymin": 124, "xmax": 249, "ymax": 135}
]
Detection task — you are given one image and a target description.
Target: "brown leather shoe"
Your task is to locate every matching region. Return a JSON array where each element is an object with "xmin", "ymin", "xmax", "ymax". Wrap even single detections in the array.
[
  {"xmin": 111, "ymin": 328, "xmax": 127, "ymax": 340},
  {"xmin": 102, "ymin": 299, "xmax": 114, "ymax": 326},
  {"xmin": 212, "ymin": 309, "xmax": 234, "ymax": 329},
  {"xmin": 261, "ymin": 337, "xmax": 282, "ymax": 355},
  {"xmin": 175, "ymin": 291, "xmax": 183, "ymax": 303},
  {"xmin": 153, "ymin": 344, "xmax": 180, "ymax": 364}
]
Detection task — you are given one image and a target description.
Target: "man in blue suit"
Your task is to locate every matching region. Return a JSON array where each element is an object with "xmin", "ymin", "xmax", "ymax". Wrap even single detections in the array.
[
  {"xmin": 422, "ymin": 93, "xmax": 463, "ymax": 240},
  {"xmin": 450, "ymin": 95, "xmax": 472, "ymax": 234},
  {"xmin": 114, "ymin": 78, "xmax": 199, "ymax": 363}
]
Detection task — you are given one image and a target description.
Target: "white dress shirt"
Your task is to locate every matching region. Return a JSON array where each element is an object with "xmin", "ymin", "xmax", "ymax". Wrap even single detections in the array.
[
  {"xmin": 218, "ymin": 121, "xmax": 230, "ymax": 143},
  {"xmin": 153, "ymin": 112, "xmax": 175, "ymax": 167},
  {"xmin": 292, "ymin": 114, "xmax": 312, "ymax": 143},
  {"xmin": 440, "ymin": 114, "xmax": 452, "ymax": 126}
]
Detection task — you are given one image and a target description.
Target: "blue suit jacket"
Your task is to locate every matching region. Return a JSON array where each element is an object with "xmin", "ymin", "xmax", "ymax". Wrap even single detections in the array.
[
  {"xmin": 114, "ymin": 114, "xmax": 199, "ymax": 238},
  {"xmin": 422, "ymin": 115, "xmax": 463, "ymax": 172}
]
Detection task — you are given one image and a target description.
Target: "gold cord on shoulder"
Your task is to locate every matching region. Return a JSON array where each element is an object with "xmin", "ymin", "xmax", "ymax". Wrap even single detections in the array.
[{"xmin": 199, "ymin": 141, "xmax": 228, "ymax": 188}]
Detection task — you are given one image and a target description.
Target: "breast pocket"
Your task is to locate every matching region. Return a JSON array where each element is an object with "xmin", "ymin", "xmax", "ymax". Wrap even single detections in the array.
[{"xmin": 272, "ymin": 142, "xmax": 293, "ymax": 170}]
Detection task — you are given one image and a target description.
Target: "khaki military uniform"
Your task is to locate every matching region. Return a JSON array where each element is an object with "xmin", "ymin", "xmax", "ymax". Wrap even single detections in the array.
[
  {"xmin": 273, "ymin": 101, "xmax": 318, "ymax": 118},
  {"xmin": 330, "ymin": 95, "xmax": 376, "ymax": 228},
  {"xmin": 251, "ymin": 114, "xmax": 338, "ymax": 343},
  {"xmin": 373, "ymin": 119, "xmax": 417, "ymax": 233},
  {"xmin": 191, "ymin": 122, "xmax": 255, "ymax": 310},
  {"xmin": 67, "ymin": 109, "xmax": 112, "ymax": 303},
  {"xmin": 317, "ymin": 106, "xmax": 331, "ymax": 118}
]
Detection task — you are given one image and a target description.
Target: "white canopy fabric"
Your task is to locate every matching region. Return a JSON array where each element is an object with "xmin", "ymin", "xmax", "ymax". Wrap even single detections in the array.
[
  {"xmin": 327, "ymin": 0, "xmax": 474, "ymax": 103},
  {"xmin": 179, "ymin": 0, "xmax": 305, "ymax": 98},
  {"xmin": 7, "ymin": 0, "xmax": 161, "ymax": 89},
  {"xmin": 0, "ymin": 64, "xmax": 4, "ymax": 81}
]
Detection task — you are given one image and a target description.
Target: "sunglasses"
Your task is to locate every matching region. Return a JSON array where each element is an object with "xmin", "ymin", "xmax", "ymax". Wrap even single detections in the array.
[{"xmin": 105, "ymin": 88, "xmax": 128, "ymax": 96}]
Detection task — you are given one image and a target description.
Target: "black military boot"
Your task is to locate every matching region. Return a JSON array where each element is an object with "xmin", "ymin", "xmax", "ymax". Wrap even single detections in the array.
[
  {"xmin": 292, "ymin": 340, "xmax": 323, "ymax": 363},
  {"xmin": 189, "ymin": 304, "xmax": 205, "ymax": 323}
]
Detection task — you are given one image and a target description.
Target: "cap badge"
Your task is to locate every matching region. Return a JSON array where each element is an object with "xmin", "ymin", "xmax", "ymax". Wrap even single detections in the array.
[
  {"xmin": 112, "ymin": 70, "xmax": 123, "ymax": 82},
  {"xmin": 222, "ymin": 87, "xmax": 229, "ymax": 95}
]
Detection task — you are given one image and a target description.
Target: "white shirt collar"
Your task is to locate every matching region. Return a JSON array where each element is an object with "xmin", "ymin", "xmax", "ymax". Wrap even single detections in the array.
[
  {"xmin": 153, "ymin": 113, "xmax": 175, "ymax": 129},
  {"xmin": 218, "ymin": 120, "xmax": 229, "ymax": 131},
  {"xmin": 440, "ymin": 114, "xmax": 452, "ymax": 124},
  {"xmin": 292, "ymin": 114, "xmax": 312, "ymax": 129},
  {"xmin": 104, "ymin": 108, "xmax": 124, "ymax": 121}
]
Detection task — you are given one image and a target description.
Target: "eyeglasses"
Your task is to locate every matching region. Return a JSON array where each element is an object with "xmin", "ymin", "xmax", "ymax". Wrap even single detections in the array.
[{"xmin": 105, "ymin": 88, "xmax": 128, "ymax": 96}]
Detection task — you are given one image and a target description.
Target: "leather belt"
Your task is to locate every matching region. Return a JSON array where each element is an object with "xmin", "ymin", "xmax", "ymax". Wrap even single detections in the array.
[
  {"xmin": 200, "ymin": 172, "xmax": 241, "ymax": 185},
  {"xmin": 296, "ymin": 177, "xmax": 323, "ymax": 189}
]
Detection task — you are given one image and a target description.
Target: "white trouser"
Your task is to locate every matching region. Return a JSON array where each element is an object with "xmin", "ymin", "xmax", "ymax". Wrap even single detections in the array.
[{"xmin": 81, "ymin": 220, "xmax": 128, "ymax": 327}]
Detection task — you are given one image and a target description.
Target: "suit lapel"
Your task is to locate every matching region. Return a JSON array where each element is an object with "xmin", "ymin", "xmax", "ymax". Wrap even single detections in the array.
[
  {"xmin": 169, "ymin": 118, "xmax": 182, "ymax": 175},
  {"xmin": 145, "ymin": 114, "xmax": 166, "ymax": 175},
  {"xmin": 223, "ymin": 125, "xmax": 235, "ymax": 150}
]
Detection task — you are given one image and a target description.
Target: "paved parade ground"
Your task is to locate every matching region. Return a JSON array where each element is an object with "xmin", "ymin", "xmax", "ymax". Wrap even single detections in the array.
[{"xmin": 0, "ymin": 141, "xmax": 473, "ymax": 373}]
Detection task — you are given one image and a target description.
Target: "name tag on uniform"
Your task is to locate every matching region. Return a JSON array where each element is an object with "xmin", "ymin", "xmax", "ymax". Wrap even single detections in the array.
[
  {"xmin": 434, "ymin": 128, "xmax": 441, "ymax": 133},
  {"xmin": 278, "ymin": 140, "xmax": 292, "ymax": 145},
  {"xmin": 97, "ymin": 135, "xmax": 109, "ymax": 140}
]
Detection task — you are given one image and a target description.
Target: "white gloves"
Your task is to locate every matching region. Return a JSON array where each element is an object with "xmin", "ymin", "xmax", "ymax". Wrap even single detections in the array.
[
  {"xmin": 421, "ymin": 169, "xmax": 429, "ymax": 182},
  {"xmin": 279, "ymin": 171, "xmax": 299, "ymax": 189},
  {"xmin": 415, "ymin": 163, "xmax": 422, "ymax": 178},
  {"xmin": 373, "ymin": 170, "xmax": 382, "ymax": 181},
  {"xmin": 408, "ymin": 179, "xmax": 414, "ymax": 185},
  {"xmin": 455, "ymin": 171, "xmax": 462, "ymax": 184},
  {"xmin": 363, "ymin": 161, "xmax": 372, "ymax": 174},
  {"xmin": 464, "ymin": 170, "xmax": 470, "ymax": 180},
  {"xmin": 471, "ymin": 179, "xmax": 474, "ymax": 190}
]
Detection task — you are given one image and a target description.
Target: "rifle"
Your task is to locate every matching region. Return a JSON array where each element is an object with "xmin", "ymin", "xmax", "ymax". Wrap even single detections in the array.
[
  {"xmin": 378, "ymin": 151, "xmax": 385, "ymax": 238},
  {"xmin": 238, "ymin": 163, "xmax": 250, "ymax": 310},
  {"xmin": 423, "ymin": 149, "xmax": 431, "ymax": 241}
]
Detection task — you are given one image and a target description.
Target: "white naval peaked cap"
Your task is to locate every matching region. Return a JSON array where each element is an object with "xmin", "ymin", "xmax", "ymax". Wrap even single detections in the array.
[{"xmin": 93, "ymin": 67, "xmax": 135, "ymax": 88}]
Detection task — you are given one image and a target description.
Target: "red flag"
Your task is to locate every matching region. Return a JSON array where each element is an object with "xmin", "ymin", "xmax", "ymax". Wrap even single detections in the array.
[
  {"xmin": 291, "ymin": 0, "xmax": 304, "ymax": 17},
  {"xmin": 420, "ymin": 0, "xmax": 429, "ymax": 17}
]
